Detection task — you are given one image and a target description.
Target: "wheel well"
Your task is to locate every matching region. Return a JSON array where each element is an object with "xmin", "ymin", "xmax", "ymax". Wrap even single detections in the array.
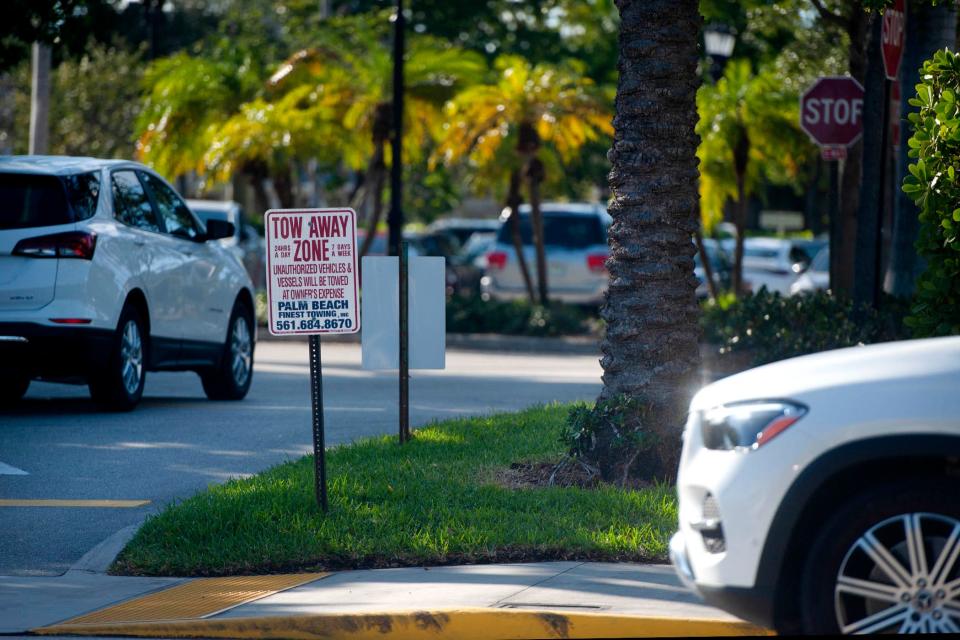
[
  {"xmin": 772, "ymin": 455, "xmax": 960, "ymax": 632},
  {"xmin": 124, "ymin": 289, "xmax": 150, "ymax": 336},
  {"xmin": 235, "ymin": 288, "xmax": 254, "ymax": 318}
]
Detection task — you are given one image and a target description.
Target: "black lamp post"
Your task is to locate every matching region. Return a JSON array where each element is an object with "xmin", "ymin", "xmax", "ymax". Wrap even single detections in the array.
[
  {"xmin": 387, "ymin": 0, "xmax": 405, "ymax": 258},
  {"xmin": 704, "ymin": 24, "xmax": 736, "ymax": 82}
]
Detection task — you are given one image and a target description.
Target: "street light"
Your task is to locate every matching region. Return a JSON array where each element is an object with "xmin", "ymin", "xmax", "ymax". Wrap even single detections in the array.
[{"xmin": 704, "ymin": 23, "xmax": 736, "ymax": 82}]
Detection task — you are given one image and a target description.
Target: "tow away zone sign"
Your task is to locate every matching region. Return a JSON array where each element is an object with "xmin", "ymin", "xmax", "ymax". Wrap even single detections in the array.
[{"xmin": 265, "ymin": 208, "xmax": 359, "ymax": 336}]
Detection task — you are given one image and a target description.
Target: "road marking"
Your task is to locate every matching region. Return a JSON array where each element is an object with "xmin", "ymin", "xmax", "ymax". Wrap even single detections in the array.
[
  {"xmin": 0, "ymin": 499, "xmax": 150, "ymax": 508},
  {"xmin": 0, "ymin": 461, "xmax": 28, "ymax": 475}
]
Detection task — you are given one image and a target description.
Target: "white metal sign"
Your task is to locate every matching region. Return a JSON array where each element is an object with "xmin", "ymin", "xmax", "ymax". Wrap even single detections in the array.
[
  {"xmin": 264, "ymin": 208, "xmax": 359, "ymax": 336},
  {"xmin": 361, "ymin": 255, "xmax": 445, "ymax": 369}
]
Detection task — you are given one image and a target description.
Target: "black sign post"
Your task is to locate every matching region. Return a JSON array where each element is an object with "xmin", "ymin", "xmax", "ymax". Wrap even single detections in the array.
[
  {"xmin": 398, "ymin": 241, "xmax": 410, "ymax": 444},
  {"xmin": 308, "ymin": 335, "xmax": 328, "ymax": 511}
]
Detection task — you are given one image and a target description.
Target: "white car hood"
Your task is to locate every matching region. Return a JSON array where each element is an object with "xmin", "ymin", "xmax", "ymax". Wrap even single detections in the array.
[{"xmin": 692, "ymin": 336, "xmax": 960, "ymax": 410}]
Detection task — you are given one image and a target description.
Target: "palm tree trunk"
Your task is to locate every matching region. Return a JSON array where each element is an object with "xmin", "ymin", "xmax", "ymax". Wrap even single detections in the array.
[
  {"xmin": 359, "ymin": 143, "xmax": 387, "ymax": 258},
  {"xmin": 526, "ymin": 157, "xmax": 549, "ymax": 305},
  {"xmin": 594, "ymin": 0, "xmax": 702, "ymax": 481},
  {"xmin": 732, "ymin": 172, "xmax": 747, "ymax": 297},
  {"xmin": 694, "ymin": 226, "xmax": 719, "ymax": 302},
  {"xmin": 506, "ymin": 169, "xmax": 536, "ymax": 302}
]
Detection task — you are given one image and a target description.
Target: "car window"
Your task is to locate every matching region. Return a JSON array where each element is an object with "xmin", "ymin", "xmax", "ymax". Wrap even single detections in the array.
[
  {"xmin": 0, "ymin": 173, "xmax": 70, "ymax": 229},
  {"xmin": 743, "ymin": 246, "xmax": 779, "ymax": 259},
  {"xmin": 62, "ymin": 172, "xmax": 100, "ymax": 221},
  {"xmin": 111, "ymin": 171, "xmax": 161, "ymax": 233},
  {"xmin": 141, "ymin": 173, "xmax": 202, "ymax": 240},
  {"xmin": 495, "ymin": 213, "xmax": 605, "ymax": 249}
]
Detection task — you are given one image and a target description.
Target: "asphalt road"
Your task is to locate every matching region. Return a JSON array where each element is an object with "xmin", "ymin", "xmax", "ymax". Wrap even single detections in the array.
[{"xmin": 0, "ymin": 341, "xmax": 601, "ymax": 576}]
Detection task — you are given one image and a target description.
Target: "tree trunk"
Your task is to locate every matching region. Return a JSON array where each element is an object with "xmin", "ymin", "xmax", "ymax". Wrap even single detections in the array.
[
  {"xmin": 837, "ymin": 4, "xmax": 870, "ymax": 293},
  {"xmin": 853, "ymin": 16, "xmax": 885, "ymax": 311},
  {"xmin": 526, "ymin": 157, "xmax": 549, "ymax": 305},
  {"xmin": 29, "ymin": 43, "xmax": 51, "ymax": 155},
  {"xmin": 694, "ymin": 226, "xmax": 719, "ymax": 302},
  {"xmin": 359, "ymin": 142, "xmax": 387, "ymax": 258},
  {"xmin": 594, "ymin": 0, "xmax": 702, "ymax": 481},
  {"xmin": 887, "ymin": 0, "xmax": 957, "ymax": 297},
  {"xmin": 732, "ymin": 173, "xmax": 748, "ymax": 297},
  {"xmin": 506, "ymin": 169, "xmax": 536, "ymax": 303},
  {"xmin": 273, "ymin": 166, "xmax": 295, "ymax": 209}
]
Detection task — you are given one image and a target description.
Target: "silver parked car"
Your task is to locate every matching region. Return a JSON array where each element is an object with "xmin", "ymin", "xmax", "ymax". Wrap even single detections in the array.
[
  {"xmin": 187, "ymin": 200, "xmax": 265, "ymax": 289},
  {"xmin": 481, "ymin": 203, "xmax": 610, "ymax": 305}
]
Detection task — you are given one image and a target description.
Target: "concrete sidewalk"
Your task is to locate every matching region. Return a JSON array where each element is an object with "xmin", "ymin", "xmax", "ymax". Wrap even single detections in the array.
[{"xmin": 4, "ymin": 562, "xmax": 772, "ymax": 638}]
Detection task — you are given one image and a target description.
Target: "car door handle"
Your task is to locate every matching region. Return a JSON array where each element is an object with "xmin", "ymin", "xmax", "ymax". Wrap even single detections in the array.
[{"xmin": 133, "ymin": 239, "xmax": 146, "ymax": 247}]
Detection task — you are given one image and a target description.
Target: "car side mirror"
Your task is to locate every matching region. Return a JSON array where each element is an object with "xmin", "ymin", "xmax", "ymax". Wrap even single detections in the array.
[{"xmin": 205, "ymin": 219, "xmax": 235, "ymax": 241}]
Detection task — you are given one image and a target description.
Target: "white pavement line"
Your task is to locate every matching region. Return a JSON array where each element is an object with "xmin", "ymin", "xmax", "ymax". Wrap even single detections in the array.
[{"xmin": 0, "ymin": 461, "xmax": 28, "ymax": 475}]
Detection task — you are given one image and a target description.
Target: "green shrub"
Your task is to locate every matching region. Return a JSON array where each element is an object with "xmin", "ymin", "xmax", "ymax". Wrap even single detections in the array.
[
  {"xmin": 446, "ymin": 296, "xmax": 592, "ymax": 337},
  {"xmin": 561, "ymin": 395, "xmax": 658, "ymax": 483},
  {"xmin": 701, "ymin": 289, "xmax": 907, "ymax": 366},
  {"xmin": 902, "ymin": 49, "xmax": 960, "ymax": 336}
]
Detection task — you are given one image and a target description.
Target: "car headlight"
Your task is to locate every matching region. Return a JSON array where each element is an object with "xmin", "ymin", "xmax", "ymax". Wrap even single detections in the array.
[{"xmin": 701, "ymin": 400, "xmax": 807, "ymax": 451}]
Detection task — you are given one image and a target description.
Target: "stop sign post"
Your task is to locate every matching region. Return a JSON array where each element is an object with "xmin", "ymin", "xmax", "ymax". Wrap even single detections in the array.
[{"xmin": 800, "ymin": 76, "xmax": 864, "ymax": 292}]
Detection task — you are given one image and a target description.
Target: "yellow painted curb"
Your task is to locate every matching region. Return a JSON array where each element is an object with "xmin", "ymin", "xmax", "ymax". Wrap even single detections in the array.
[
  {"xmin": 50, "ymin": 574, "xmax": 328, "ymax": 626},
  {"xmin": 37, "ymin": 608, "xmax": 774, "ymax": 638}
]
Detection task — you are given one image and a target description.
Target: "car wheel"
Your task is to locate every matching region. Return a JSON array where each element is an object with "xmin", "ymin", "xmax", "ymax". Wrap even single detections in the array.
[
  {"xmin": 0, "ymin": 373, "xmax": 30, "ymax": 405},
  {"xmin": 89, "ymin": 306, "xmax": 146, "ymax": 412},
  {"xmin": 800, "ymin": 480, "xmax": 960, "ymax": 634},
  {"xmin": 200, "ymin": 300, "xmax": 253, "ymax": 401}
]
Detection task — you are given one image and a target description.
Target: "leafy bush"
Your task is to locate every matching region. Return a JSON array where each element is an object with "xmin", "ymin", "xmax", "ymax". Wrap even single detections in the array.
[
  {"xmin": 446, "ymin": 296, "xmax": 593, "ymax": 337},
  {"xmin": 701, "ymin": 289, "xmax": 907, "ymax": 366},
  {"xmin": 902, "ymin": 49, "xmax": 960, "ymax": 336},
  {"xmin": 562, "ymin": 395, "xmax": 658, "ymax": 484}
]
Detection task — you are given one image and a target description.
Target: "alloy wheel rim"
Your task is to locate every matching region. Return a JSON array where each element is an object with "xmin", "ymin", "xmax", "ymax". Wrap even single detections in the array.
[
  {"xmin": 230, "ymin": 316, "xmax": 252, "ymax": 387},
  {"xmin": 834, "ymin": 512, "xmax": 960, "ymax": 634},
  {"xmin": 120, "ymin": 320, "xmax": 143, "ymax": 395}
]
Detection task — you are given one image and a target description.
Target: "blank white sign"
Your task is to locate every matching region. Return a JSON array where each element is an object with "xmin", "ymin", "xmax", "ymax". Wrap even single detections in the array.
[{"xmin": 361, "ymin": 256, "xmax": 445, "ymax": 370}]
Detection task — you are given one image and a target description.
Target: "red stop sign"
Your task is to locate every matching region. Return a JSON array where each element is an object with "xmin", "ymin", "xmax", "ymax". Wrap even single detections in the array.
[
  {"xmin": 882, "ymin": 0, "xmax": 906, "ymax": 81},
  {"xmin": 800, "ymin": 77, "xmax": 865, "ymax": 147}
]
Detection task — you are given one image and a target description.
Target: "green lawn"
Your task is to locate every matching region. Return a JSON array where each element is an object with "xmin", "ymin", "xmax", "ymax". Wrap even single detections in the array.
[{"xmin": 112, "ymin": 404, "xmax": 677, "ymax": 576}]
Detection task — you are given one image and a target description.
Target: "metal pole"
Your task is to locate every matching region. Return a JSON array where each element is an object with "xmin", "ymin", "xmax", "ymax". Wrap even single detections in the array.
[
  {"xmin": 874, "ymin": 78, "xmax": 892, "ymax": 309},
  {"xmin": 308, "ymin": 335, "xmax": 328, "ymax": 511},
  {"xmin": 399, "ymin": 241, "xmax": 410, "ymax": 443},
  {"xmin": 387, "ymin": 0, "xmax": 405, "ymax": 258},
  {"xmin": 828, "ymin": 159, "xmax": 841, "ymax": 291}
]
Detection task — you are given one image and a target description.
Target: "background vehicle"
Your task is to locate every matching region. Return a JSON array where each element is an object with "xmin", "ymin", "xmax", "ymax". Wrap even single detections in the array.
[
  {"xmin": 670, "ymin": 337, "xmax": 960, "ymax": 634},
  {"xmin": 789, "ymin": 246, "xmax": 829, "ymax": 295},
  {"xmin": 0, "ymin": 156, "xmax": 256, "ymax": 411},
  {"xmin": 724, "ymin": 237, "xmax": 826, "ymax": 295},
  {"xmin": 425, "ymin": 217, "xmax": 501, "ymax": 249},
  {"xmin": 695, "ymin": 238, "xmax": 733, "ymax": 300},
  {"xmin": 187, "ymin": 199, "xmax": 265, "ymax": 289},
  {"xmin": 481, "ymin": 203, "xmax": 610, "ymax": 305}
]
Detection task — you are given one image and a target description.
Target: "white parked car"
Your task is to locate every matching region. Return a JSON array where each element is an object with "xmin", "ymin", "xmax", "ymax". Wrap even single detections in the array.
[
  {"xmin": 728, "ymin": 237, "xmax": 825, "ymax": 295},
  {"xmin": 0, "ymin": 156, "xmax": 256, "ymax": 410},
  {"xmin": 789, "ymin": 246, "xmax": 830, "ymax": 295},
  {"xmin": 481, "ymin": 203, "xmax": 610, "ymax": 305},
  {"xmin": 670, "ymin": 337, "xmax": 960, "ymax": 634},
  {"xmin": 187, "ymin": 199, "xmax": 265, "ymax": 289}
]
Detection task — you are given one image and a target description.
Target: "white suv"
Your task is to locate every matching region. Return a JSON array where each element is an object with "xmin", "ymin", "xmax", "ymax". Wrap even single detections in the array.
[
  {"xmin": 0, "ymin": 156, "xmax": 256, "ymax": 411},
  {"xmin": 670, "ymin": 337, "xmax": 960, "ymax": 634}
]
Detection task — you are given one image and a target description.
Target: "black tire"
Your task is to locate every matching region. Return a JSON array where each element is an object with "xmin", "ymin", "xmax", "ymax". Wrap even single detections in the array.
[
  {"xmin": 0, "ymin": 373, "xmax": 30, "ymax": 406},
  {"xmin": 200, "ymin": 300, "xmax": 254, "ymax": 401},
  {"xmin": 800, "ymin": 478, "xmax": 960, "ymax": 635},
  {"xmin": 89, "ymin": 306, "xmax": 147, "ymax": 412}
]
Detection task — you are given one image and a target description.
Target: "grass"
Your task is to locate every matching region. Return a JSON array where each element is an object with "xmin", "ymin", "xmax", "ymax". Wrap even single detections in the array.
[{"xmin": 112, "ymin": 404, "xmax": 677, "ymax": 576}]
